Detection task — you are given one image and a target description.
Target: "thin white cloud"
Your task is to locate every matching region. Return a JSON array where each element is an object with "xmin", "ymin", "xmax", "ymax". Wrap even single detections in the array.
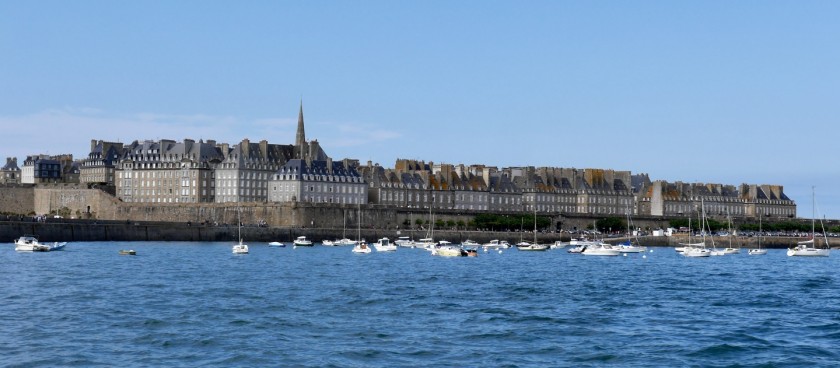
[
  {"xmin": 0, "ymin": 108, "xmax": 285, "ymax": 160},
  {"xmin": 0, "ymin": 108, "xmax": 402, "ymax": 164},
  {"xmin": 316, "ymin": 122, "xmax": 403, "ymax": 148}
]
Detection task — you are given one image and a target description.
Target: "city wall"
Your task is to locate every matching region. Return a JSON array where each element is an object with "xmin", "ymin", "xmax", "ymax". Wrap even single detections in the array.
[
  {"xmin": 2, "ymin": 185, "xmax": 673, "ymax": 230},
  {"xmin": 0, "ymin": 185, "xmax": 35, "ymax": 215},
  {"xmin": 0, "ymin": 185, "xmax": 832, "ymax": 245}
]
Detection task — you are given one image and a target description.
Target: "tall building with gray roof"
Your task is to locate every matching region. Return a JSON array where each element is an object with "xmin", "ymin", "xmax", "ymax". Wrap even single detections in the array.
[
  {"xmin": 21, "ymin": 154, "xmax": 75, "ymax": 184},
  {"xmin": 80, "ymin": 140, "xmax": 124, "ymax": 186},
  {"xmin": 215, "ymin": 138, "xmax": 293, "ymax": 203},
  {"xmin": 1, "ymin": 157, "xmax": 20, "ymax": 184},
  {"xmin": 116, "ymin": 139, "xmax": 223, "ymax": 203},
  {"xmin": 268, "ymin": 158, "xmax": 366, "ymax": 205}
]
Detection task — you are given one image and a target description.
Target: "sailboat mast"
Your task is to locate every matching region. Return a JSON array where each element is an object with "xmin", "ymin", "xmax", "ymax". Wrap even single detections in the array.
[
  {"xmin": 758, "ymin": 212, "xmax": 762, "ymax": 249},
  {"xmin": 811, "ymin": 186, "xmax": 816, "ymax": 239}
]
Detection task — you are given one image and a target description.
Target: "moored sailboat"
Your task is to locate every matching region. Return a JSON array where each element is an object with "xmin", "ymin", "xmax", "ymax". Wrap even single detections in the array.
[
  {"xmin": 232, "ymin": 207, "xmax": 249, "ymax": 254},
  {"xmin": 748, "ymin": 215, "xmax": 767, "ymax": 255},
  {"xmin": 787, "ymin": 187, "xmax": 830, "ymax": 257}
]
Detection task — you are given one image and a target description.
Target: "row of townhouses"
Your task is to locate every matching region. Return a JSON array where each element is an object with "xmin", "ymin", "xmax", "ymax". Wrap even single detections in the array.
[{"xmin": 0, "ymin": 104, "xmax": 797, "ymax": 220}]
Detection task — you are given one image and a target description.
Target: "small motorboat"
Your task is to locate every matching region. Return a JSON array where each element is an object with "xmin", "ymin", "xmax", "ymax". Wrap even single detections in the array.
[
  {"xmin": 268, "ymin": 241, "xmax": 286, "ymax": 247},
  {"xmin": 352, "ymin": 241, "xmax": 371, "ymax": 254},
  {"xmin": 293, "ymin": 236, "xmax": 314, "ymax": 247},
  {"xmin": 119, "ymin": 249, "xmax": 137, "ymax": 255},
  {"xmin": 372, "ymin": 237, "xmax": 397, "ymax": 252},
  {"xmin": 14, "ymin": 235, "xmax": 65, "ymax": 252}
]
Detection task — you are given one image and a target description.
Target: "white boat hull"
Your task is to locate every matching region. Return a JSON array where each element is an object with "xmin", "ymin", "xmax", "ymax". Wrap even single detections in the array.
[
  {"xmin": 616, "ymin": 246, "xmax": 646, "ymax": 253},
  {"xmin": 787, "ymin": 248, "xmax": 829, "ymax": 257},
  {"xmin": 582, "ymin": 249, "xmax": 620, "ymax": 256},
  {"xmin": 373, "ymin": 245, "xmax": 397, "ymax": 252},
  {"xmin": 748, "ymin": 249, "xmax": 768, "ymax": 255},
  {"xmin": 432, "ymin": 247, "xmax": 465, "ymax": 257},
  {"xmin": 517, "ymin": 244, "xmax": 549, "ymax": 251},
  {"xmin": 352, "ymin": 245, "xmax": 372, "ymax": 253},
  {"xmin": 683, "ymin": 248, "xmax": 711, "ymax": 257},
  {"xmin": 232, "ymin": 244, "xmax": 249, "ymax": 254}
]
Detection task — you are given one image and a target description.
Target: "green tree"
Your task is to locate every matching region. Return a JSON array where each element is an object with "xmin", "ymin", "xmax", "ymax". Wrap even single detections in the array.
[{"xmin": 595, "ymin": 217, "xmax": 625, "ymax": 233}]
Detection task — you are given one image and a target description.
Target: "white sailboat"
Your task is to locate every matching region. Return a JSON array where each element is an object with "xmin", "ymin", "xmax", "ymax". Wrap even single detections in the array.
[
  {"xmin": 232, "ymin": 207, "xmax": 249, "ymax": 254},
  {"xmin": 516, "ymin": 205, "xmax": 548, "ymax": 251},
  {"xmin": 334, "ymin": 209, "xmax": 356, "ymax": 246},
  {"xmin": 748, "ymin": 214, "xmax": 767, "ymax": 255},
  {"xmin": 682, "ymin": 201, "xmax": 711, "ymax": 257},
  {"xmin": 787, "ymin": 187, "xmax": 830, "ymax": 257},
  {"xmin": 616, "ymin": 207, "xmax": 646, "ymax": 253},
  {"xmin": 352, "ymin": 203, "xmax": 371, "ymax": 254},
  {"xmin": 720, "ymin": 209, "xmax": 740, "ymax": 255}
]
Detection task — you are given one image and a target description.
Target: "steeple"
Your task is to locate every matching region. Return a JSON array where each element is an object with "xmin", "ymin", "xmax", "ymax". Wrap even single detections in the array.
[{"xmin": 295, "ymin": 100, "xmax": 306, "ymax": 157}]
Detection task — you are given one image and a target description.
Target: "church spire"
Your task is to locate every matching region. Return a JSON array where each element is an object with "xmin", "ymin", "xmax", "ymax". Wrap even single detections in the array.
[
  {"xmin": 295, "ymin": 100, "xmax": 307, "ymax": 159},
  {"xmin": 295, "ymin": 100, "xmax": 306, "ymax": 148}
]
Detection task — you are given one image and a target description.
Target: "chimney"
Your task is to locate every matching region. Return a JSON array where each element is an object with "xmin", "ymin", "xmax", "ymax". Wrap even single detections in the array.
[
  {"xmin": 241, "ymin": 138, "xmax": 250, "ymax": 157},
  {"xmin": 259, "ymin": 140, "xmax": 268, "ymax": 160},
  {"xmin": 327, "ymin": 157, "xmax": 333, "ymax": 173},
  {"xmin": 220, "ymin": 143, "xmax": 230, "ymax": 158},
  {"xmin": 91, "ymin": 139, "xmax": 98, "ymax": 152},
  {"xmin": 309, "ymin": 140, "xmax": 320, "ymax": 160}
]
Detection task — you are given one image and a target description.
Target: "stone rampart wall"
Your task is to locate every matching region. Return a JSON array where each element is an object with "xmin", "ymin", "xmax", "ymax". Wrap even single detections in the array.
[{"xmin": 0, "ymin": 185, "xmax": 35, "ymax": 215}]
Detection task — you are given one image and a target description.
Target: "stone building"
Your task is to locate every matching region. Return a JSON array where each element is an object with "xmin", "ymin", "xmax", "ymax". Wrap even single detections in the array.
[
  {"xmin": 80, "ymin": 140, "xmax": 124, "ymax": 186},
  {"xmin": 359, "ymin": 160, "xmax": 431, "ymax": 209},
  {"xmin": 640, "ymin": 180, "xmax": 796, "ymax": 220},
  {"xmin": 450, "ymin": 164, "xmax": 489, "ymax": 211},
  {"xmin": 21, "ymin": 154, "xmax": 76, "ymax": 184},
  {"xmin": 268, "ymin": 158, "xmax": 366, "ymax": 204},
  {"xmin": 486, "ymin": 169, "xmax": 522, "ymax": 212},
  {"xmin": 1, "ymin": 157, "xmax": 20, "ymax": 184},
  {"xmin": 116, "ymin": 139, "xmax": 222, "ymax": 203},
  {"xmin": 743, "ymin": 184, "xmax": 796, "ymax": 218},
  {"xmin": 214, "ymin": 139, "xmax": 293, "ymax": 203}
]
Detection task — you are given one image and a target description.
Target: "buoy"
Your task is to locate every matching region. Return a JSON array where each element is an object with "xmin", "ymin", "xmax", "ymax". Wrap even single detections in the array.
[
  {"xmin": 498, "ymin": 250, "xmax": 503, "ymax": 254},
  {"xmin": 623, "ymin": 253, "xmax": 627, "ymax": 257},
  {"xmin": 642, "ymin": 255, "xmax": 647, "ymax": 259},
  {"xmin": 484, "ymin": 248, "xmax": 488, "ymax": 253}
]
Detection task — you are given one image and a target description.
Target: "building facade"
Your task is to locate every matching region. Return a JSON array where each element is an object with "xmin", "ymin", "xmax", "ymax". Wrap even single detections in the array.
[
  {"xmin": 214, "ymin": 139, "xmax": 293, "ymax": 203},
  {"xmin": 80, "ymin": 140, "xmax": 124, "ymax": 186},
  {"xmin": 116, "ymin": 139, "xmax": 222, "ymax": 203},
  {"xmin": 268, "ymin": 158, "xmax": 366, "ymax": 205},
  {"xmin": 21, "ymin": 154, "xmax": 75, "ymax": 184},
  {"xmin": 1, "ymin": 157, "xmax": 20, "ymax": 184}
]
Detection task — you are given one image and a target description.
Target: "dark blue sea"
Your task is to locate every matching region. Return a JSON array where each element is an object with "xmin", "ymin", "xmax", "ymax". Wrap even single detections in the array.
[{"xmin": 3, "ymin": 242, "xmax": 840, "ymax": 367}]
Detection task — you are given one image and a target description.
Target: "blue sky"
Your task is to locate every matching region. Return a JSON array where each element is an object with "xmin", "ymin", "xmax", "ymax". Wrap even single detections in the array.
[{"xmin": 1, "ymin": 1, "xmax": 839, "ymax": 218}]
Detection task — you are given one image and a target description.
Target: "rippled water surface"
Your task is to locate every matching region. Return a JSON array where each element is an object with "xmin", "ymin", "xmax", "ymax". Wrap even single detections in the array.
[{"xmin": 3, "ymin": 242, "xmax": 840, "ymax": 367}]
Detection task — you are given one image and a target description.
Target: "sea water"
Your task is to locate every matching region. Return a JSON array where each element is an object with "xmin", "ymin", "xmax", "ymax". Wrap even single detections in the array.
[{"xmin": 2, "ymin": 242, "xmax": 839, "ymax": 367}]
